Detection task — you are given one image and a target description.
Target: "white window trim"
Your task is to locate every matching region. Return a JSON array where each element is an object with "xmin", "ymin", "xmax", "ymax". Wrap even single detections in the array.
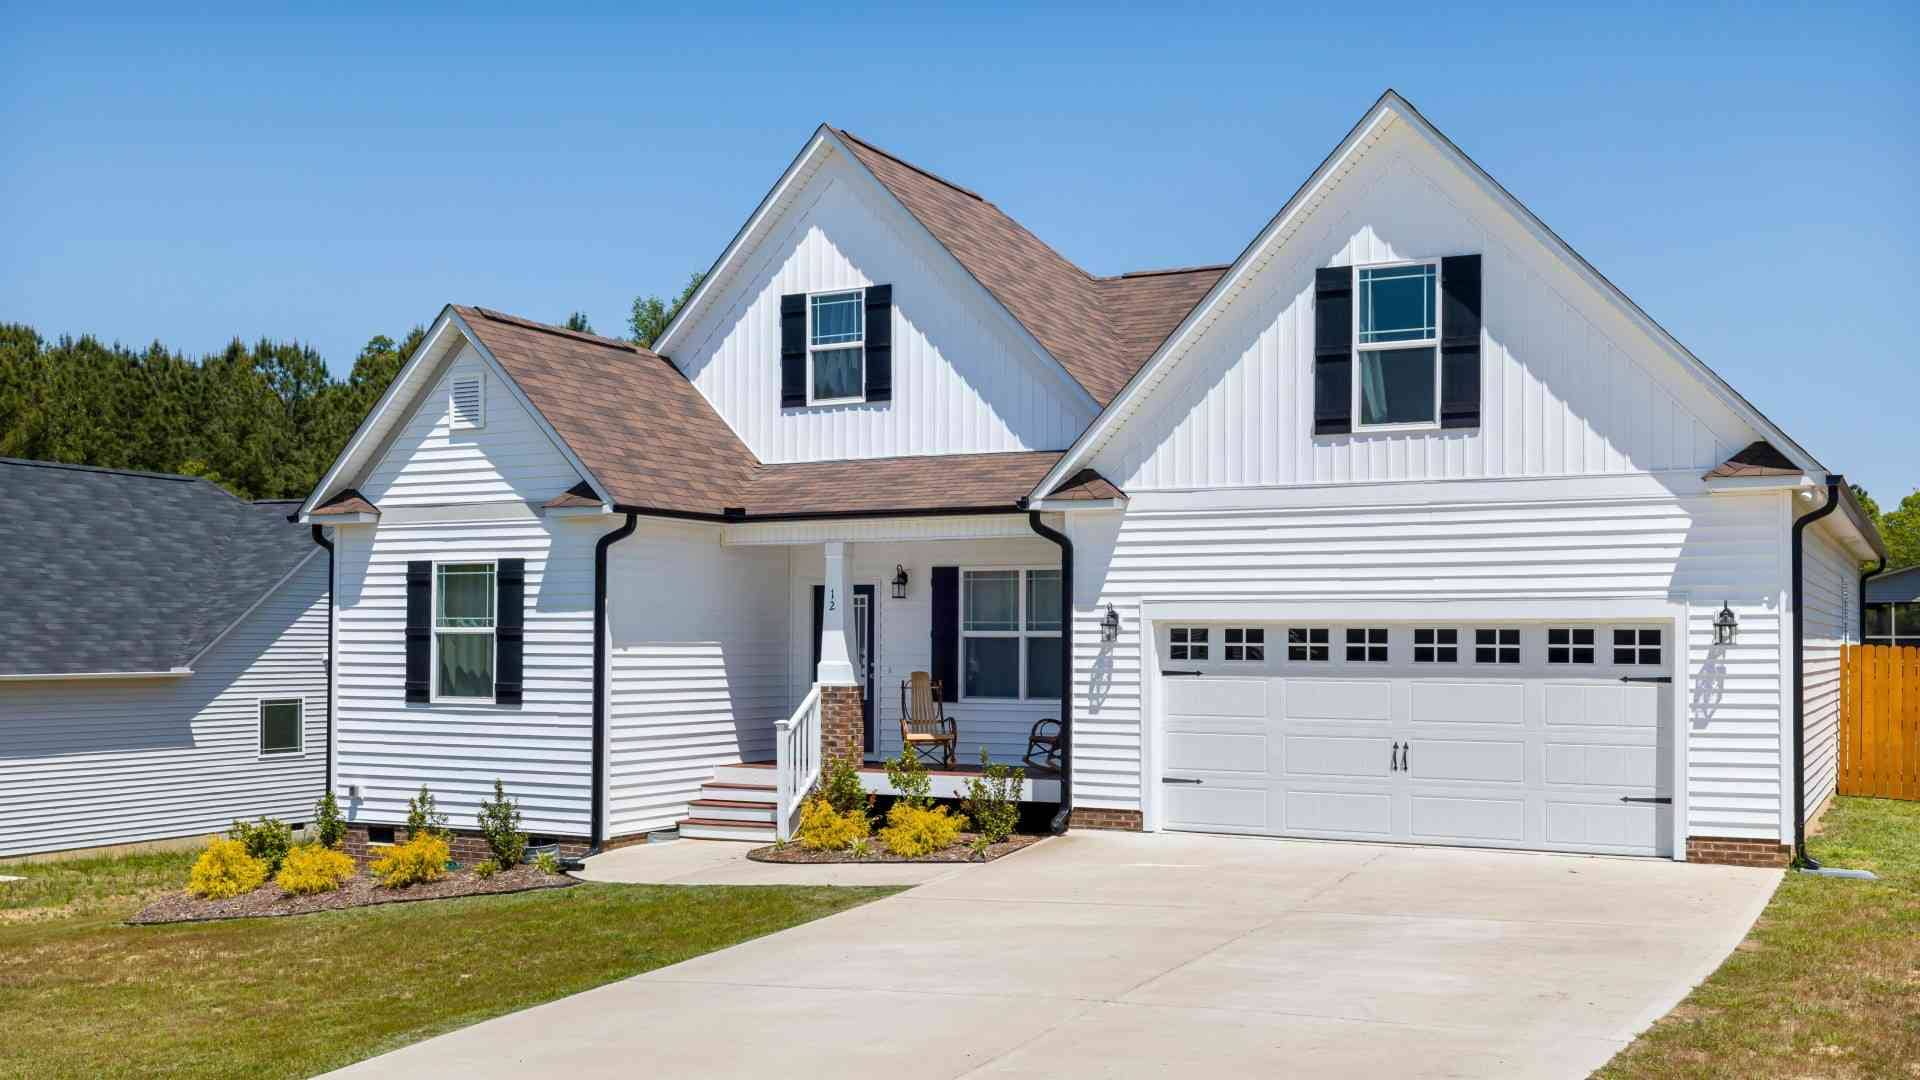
[
  {"xmin": 1344, "ymin": 626, "xmax": 1390, "ymax": 663},
  {"xmin": 257, "ymin": 696, "xmax": 305, "ymax": 758},
  {"xmin": 1412, "ymin": 626, "xmax": 1460, "ymax": 663},
  {"xmin": 1167, "ymin": 625, "xmax": 1213, "ymax": 663},
  {"xmin": 1286, "ymin": 626, "xmax": 1331, "ymax": 663},
  {"xmin": 431, "ymin": 559, "xmax": 497, "ymax": 704},
  {"xmin": 805, "ymin": 287, "xmax": 866, "ymax": 407},
  {"xmin": 1472, "ymin": 627, "xmax": 1523, "ymax": 666},
  {"xmin": 1546, "ymin": 626, "xmax": 1598, "ymax": 665},
  {"xmin": 1351, "ymin": 258, "xmax": 1444, "ymax": 433},
  {"xmin": 1222, "ymin": 626, "xmax": 1266, "ymax": 663},
  {"xmin": 1610, "ymin": 625, "xmax": 1665, "ymax": 667},
  {"xmin": 450, "ymin": 373, "xmax": 486, "ymax": 430},
  {"xmin": 959, "ymin": 566, "xmax": 1061, "ymax": 703}
]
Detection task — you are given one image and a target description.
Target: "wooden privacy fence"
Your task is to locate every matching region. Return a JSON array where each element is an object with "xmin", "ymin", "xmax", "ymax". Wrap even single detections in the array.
[{"xmin": 1840, "ymin": 644, "xmax": 1920, "ymax": 800}]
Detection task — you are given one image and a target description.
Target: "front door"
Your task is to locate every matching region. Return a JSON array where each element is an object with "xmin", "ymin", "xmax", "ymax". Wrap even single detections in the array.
[{"xmin": 813, "ymin": 584, "xmax": 877, "ymax": 754}]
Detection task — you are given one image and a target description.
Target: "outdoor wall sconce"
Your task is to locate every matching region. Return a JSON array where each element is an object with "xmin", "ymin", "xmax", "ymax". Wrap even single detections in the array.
[
  {"xmin": 1101, "ymin": 603, "xmax": 1120, "ymax": 643},
  {"xmin": 891, "ymin": 564, "xmax": 910, "ymax": 600},
  {"xmin": 1714, "ymin": 602, "xmax": 1739, "ymax": 646}
]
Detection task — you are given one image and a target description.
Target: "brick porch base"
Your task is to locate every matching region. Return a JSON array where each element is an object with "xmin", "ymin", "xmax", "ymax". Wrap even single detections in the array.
[
  {"xmin": 342, "ymin": 824, "xmax": 590, "ymax": 865},
  {"xmin": 1687, "ymin": 835, "xmax": 1792, "ymax": 868},
  {"xmin": 1070, "ymin": 807, "xmax": 1143, "ymax": 831}
]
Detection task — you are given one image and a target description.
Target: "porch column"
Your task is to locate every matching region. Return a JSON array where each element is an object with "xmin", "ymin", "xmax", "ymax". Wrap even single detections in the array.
[{"xmin": 815, "ymin": 542, "xmax": 859, "ymax": 685}]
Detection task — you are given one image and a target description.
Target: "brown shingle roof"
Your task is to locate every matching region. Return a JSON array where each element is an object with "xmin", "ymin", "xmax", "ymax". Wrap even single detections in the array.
[
  {"xmin": 834, "ymin": 129, "xmax": 1217, "ymax": 406},
  {"xmin": 1704, "ymin": 441, "xmax": 1801, "ymax": 480},
  {"xmin": 738, "ymin": 451, "xmax": 1068, "ymax": 517},
  {"xmin": 1045, "ymin": 469, "xmax": 1125, "ymax": 502},
  {"xmin": 312, "ymin": 489, "xmax": 378, "ymax": 516}
]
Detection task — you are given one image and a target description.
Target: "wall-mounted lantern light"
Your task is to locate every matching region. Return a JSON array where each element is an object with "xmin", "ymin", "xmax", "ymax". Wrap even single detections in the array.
[
  {"xmin": 1101, "ymin": 603, "xmax": 1121, "ymax": 644},
  {"xmin": 1714, "ymin": 602, "xmax": 1739, "ymax": 646},
  {"xmin": 891, "ymin": 564, "xmax": 910, "ymax": 600}
]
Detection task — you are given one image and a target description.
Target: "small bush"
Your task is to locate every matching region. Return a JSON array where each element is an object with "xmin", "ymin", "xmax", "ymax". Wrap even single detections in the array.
[
  {"xmin": 476, "ymin": 779, "xmax": 527, "ymax": 867},
  {"xmin": 883, "ymin": 747, "xmax": 933, "ymax": 810},
  {"xmin": 879, "ymin": 802, "xmax": 961, "ymax": 858},
  {"xmin": 311, "ymin": 791, "xmax": 347, "ymax": 849},
  {"xmin": 405, "ymin": 785, "xmax": 449, "ymax": 841},
  {"xmin": 533, "ymin": 850, "xmax": 560, "ymax": 875},
  {"xmin": 275, "ymin": 844, "xmax": 356, "ymax": 895},
  {"xmin": 227, "ymin": 817, "xmax": 294, "ymax": 876},
  {"xmin": 959, "ymin": 748, "xmax": 1024, "ymax": 844},
  {"xmin": 967, "ymin": 835, "xmax": 993, "ymax": 860},
  {"xmin": 472, "ymin": 858, "xmax": 499, "ymax": 880},
  {"xmin": 819, "ymin": 754, "xmax": 869, "ymax": 815},
  {"xmin": 370, "ymin": 834, "xmax": 449, "ymax": 888},
  {"xmin": 797, "ymin": 795, "xmax": 870, "ymax": 851},
  {"xmin": 188, "ymin": 839, "xmax": 268, "ymax": 899}
]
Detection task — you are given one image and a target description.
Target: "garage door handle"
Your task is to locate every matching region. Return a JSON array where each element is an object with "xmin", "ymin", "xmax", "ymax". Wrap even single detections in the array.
[
  {"xmin": 1162, "ymin": 777, "xmax": 1203, "ymax": 785},
  {"xmin": 1161, "ymin": 669, "xmax": 1202, "ymax": 677},
  {"xmin": 1618, "ymin": 675, "xmax": 1672, "ymax": 684},
  {"xmin": 1390, "ymin": 741, "xmax": 1401, "ymax": 772},
  {"xmin": 1619, "ymin": 796, "xmax": 1672, "ymax": 804}
]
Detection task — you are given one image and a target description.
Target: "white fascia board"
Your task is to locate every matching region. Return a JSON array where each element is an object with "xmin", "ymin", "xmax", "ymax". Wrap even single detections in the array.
[
  {"xmin": 0, "ymin": 668, "xmax": 193, "ymax": 682},
  {"xmin": 1033, "ymin": 89, "xmax": 1829, "ymax": 500},
  {"xmin": 182, "ymin": 548, "xmax": 325, "ymax": 671},
  {"xmin": 1026, "ymin": 497, "xmax": 1127, "ymax": 512},
  {"xmin": 1702, "ymin": 474, "xmax": 1813, "ymax": 494},
  {"xmin": 544, "ymin": 503, "xmax": 613, "ymax": 519},
  {"xmin": 307, "ymin": 511, "xmax": 380, "ymax": 524}
]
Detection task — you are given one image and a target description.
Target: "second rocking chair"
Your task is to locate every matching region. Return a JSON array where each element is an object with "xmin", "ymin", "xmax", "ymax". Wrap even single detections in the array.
[{"xmin": 899, "ymin": 671, "xmax": 958, "ymax": 767}]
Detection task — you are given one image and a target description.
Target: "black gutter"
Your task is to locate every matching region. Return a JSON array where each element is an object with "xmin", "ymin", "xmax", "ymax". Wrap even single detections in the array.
[
  {"xmin": 308, "ymin": 525, "xmax": 335, "ymax": 793},
  {"xmin": 590, "ymin": 511, "xmax": 640, "ymax": 850},
  {"xmin": 1023, "ymin": 506, "xmax": 1074, "ymax": 834},
  {"xmin": 1789, "ymin": 477, "xmax": 1843, "ymax": 870}
]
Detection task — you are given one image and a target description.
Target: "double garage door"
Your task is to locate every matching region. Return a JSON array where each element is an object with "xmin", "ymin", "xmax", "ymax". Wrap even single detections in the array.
[{"xmin": 1158, "ymin": 620, "xmax": 1674, "ymax": 857}]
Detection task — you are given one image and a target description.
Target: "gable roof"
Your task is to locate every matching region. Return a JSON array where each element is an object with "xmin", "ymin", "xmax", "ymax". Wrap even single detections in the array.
[{"xmin": 0, "ymin": 459, "xmax": 319, "ymax": 677}]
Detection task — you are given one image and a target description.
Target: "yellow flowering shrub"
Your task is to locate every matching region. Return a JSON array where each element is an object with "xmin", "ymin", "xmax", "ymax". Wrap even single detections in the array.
[
  {"xmin": 187, "ymin": 838, "xmax": 268, "ymax": 899},
  {"xmin": 275, "ymin": 843, "xmax": 357, "ymax": 895},
  {"xmin": 878, "ymin": 803, "xmax": 961, "ymax": 858},
  {"xmin": 369, "ymin": 834, "xmax": 449, "ymax": 888},
  {"xmin": 796, "ymin": 795, "xmax": 869, "ymax": 851}
]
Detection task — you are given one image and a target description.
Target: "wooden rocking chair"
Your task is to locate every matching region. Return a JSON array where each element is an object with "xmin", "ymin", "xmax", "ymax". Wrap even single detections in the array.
[{"xmin": 899, "ymin": 671, "xmax": 958, "ymax": 767}]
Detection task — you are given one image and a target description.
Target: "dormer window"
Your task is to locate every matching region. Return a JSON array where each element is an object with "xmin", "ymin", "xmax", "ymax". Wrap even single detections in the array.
[
  {"xmin": 1353, "ymin": 261, "xmax": 1440, "ymax": 428},
  {"xmin": 808, "ymin": 289, "xmax": 865, "ymax": 405}
]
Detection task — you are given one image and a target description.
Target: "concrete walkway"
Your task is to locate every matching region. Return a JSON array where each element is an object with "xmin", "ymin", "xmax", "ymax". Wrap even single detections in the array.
[{"xmin": 329, "ymin": 832, "xmax": 1779, "ymax": 1079}]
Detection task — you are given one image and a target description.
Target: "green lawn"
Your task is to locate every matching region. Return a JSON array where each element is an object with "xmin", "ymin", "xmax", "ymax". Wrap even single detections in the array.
[
  {"xmin": 0, "ymin": 849, "xmax": 897, "ymax": 1079},
  {"xmin": 1597, "ymin": 796, "xmax": 1920, "ymax": 1078}
]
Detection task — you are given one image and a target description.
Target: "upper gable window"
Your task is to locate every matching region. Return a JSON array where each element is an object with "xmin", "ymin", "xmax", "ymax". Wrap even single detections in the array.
[
  {"xmin": 808, "ymin": 289, "xmax": 865, "ymax": 405},
  {"xmin": 450, "ymin": 375, "xmax": 485, "ymax": 430},
  {"xmin": 1354, "ymin": 262, "xmax": 1439, "ymax": 429}
]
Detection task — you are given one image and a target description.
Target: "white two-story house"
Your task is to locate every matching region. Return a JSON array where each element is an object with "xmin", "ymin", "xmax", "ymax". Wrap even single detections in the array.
[{"xmin": 296, "ymin": 91, "xmax": 1882, "ymax": 866}]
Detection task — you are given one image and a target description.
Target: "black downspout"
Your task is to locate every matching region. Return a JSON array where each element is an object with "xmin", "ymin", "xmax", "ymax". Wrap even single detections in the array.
[
  {"xmin": 591, "ymin": 512, "xmax": 640, "ymax": 851},
  {"xmin": 1025, "ymin": 508, "xmax": 1073, "ymax": 834},
  {"xmin": 309, "ymin": 525, "xmax": 335, "ymax": 794},
  {"xmin": 1790, "ymin": 476, "xmax": 1842, "ymax": 870}
]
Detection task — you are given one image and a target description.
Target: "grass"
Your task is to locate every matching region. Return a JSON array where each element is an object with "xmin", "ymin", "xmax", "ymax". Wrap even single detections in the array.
[
  {"xmin": 1596, "ymin": 796, "xmax": 1920, "ymax": 1079},
  {"xmin": 0, "ymin": 848, "xmax": 898, "ymax": 1079}
]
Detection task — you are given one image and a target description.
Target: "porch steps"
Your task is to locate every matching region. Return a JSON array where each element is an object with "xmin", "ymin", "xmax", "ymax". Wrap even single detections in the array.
[{"xmin": 676, "ymin": 772, "xmax": 778, "ymax": 842}]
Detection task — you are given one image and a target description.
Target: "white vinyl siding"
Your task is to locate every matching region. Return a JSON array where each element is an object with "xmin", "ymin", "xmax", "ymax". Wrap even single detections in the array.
[
  {"xmin": 0, "ymin": 556, "xmax": 329, "ymax": 858},
  {"xmin": 667, "ymin": 151, "xmax": 1096, "ymax": 463},
  {"xmin": 1799, "ymin": 520, "xmax": 1857, "ymax": 824}
]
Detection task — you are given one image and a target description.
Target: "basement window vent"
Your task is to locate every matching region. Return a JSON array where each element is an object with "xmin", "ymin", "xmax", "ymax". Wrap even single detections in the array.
[
  {"xmin": 450, "ymin": 375, "xmax": 485, "ymax": 430},
  {"xmin": 366, "ymin": 825, "xmax": 395, "ymax": 845}
]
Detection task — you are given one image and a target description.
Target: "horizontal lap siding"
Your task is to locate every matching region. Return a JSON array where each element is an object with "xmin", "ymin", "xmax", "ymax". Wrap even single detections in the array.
[
  {"xmin": 333, "ymin": 519, "xmax": 601, "ymax": 836},
  {"xmin": 1068, "ymin": 493, "xmax": 1789, "ymax": 838},
  {"xmin": 1801, "ymin": 524, "xmax": 1854, "ymax": 819},
  {"xmin": 0, "ymin": 557, "xmax": 329, "ymax": 857}
]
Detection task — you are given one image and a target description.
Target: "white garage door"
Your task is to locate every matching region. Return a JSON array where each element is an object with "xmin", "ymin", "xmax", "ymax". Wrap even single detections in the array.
[{"xmin": 1157, "ymin": 621, "xmax": 1674, "ymax": 857}]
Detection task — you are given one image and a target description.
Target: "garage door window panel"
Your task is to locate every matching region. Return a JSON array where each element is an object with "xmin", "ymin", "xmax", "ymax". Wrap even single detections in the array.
[
  {"xmin": 1224, "ymin": 627, "xmax": 1265, "ymax": 662},
  {"xmin": 1475, "ymin": 628, "xmax": 1520, "ymax": 664},
  {"xmin": 1548, "ymin": 627, "xmax": 1595, "ymax": 665},
  {"xmin": 1346, "ymin": 627, "xmax": 1388, "ymax": 662},
  {"xmin": 1170, "ymin": 626, "xmax": 1209, "ymax": 661},
  {"xmin": 1414, "ymin": 627, "xmax": 1458, "ymax": 663},
  {"xmin": 1288, "ymin": 628, "xmax": 1329, "ymax": 662},
  {"xmin": 1613, "ymin": 628, "xmax": 1662, "ymax": 666}
]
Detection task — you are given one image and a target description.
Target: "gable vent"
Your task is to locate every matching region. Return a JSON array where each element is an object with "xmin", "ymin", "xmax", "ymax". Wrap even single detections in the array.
[{"xmin": 450, "ymin": 375, "xmax": 484, "ymax": 430}]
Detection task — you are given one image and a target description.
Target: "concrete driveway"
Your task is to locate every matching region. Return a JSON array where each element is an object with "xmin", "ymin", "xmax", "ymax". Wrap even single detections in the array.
[{"xmin": 329, "ymin": 832, "xmax": 1779, "ymax": 1079}]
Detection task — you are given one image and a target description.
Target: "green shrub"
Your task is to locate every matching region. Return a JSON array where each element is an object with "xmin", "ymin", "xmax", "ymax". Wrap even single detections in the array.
[
  {"xmin": 370, "ymin": 834, "xmax": 449, "ymax": 888},
  {"xmin": 405, "ymin": 785, "xmax": 449, "ymax": 841},
  {"xmin": 959, "ymin": 748, "xmax": 1024, "ymax": 844},
  {"xmin": 472, "ymin": 858, "xmax": 499, "ymax": 880},
  {"xmin": 883, "ymin": 747, "xmax": 933, "ymax": 810},
  {"xmin": 533, "ymin": 850, "xmax": 560, "ymax": 875},
  {"xmin": 819, "ymin": 754, "xmax": 869, "ymax": 815},
  {"xmin": 275, "ymin": 844, "xmax": 356, "ymax": 895},
  {"xmin": 878, "ymin": 802, "xmax": 961, "ymax": 858},
  {"xmin": 227, "ymin": 817, "xmax": 293, "ymax": 876},
  {"xmin": 797, "ymin": 795, "xmax": 870, "ymax": 851},
  {"xmin": 476, "ymin": 779, "xmax": 527, "ymax": 867},
  {"xmin": 311, "ymin": 790, "xmax": 347, "ymax": 849},
  {"xmin": 188, "ymin": 839, "xmax": 268, "ymax": 899}
]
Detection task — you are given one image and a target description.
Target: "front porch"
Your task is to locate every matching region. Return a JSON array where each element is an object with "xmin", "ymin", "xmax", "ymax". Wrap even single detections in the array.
[{"xmin": 679, "ymin": 759, "xmax": 1064, "ymax": 842}]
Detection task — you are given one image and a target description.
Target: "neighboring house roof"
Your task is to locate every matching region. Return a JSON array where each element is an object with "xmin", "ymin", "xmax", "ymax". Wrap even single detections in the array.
[
  {"xmin": 0, "ymin": 459, "xmax": 318, "ymax": 677},
  {"xmin": 1704, "ymin": 441, "xmax": 1801, "ymax": 480},
  {"xmin": 1866, "ymin": 564, "xmax": 1920, "ymax": 605},
  {"xmin": 735, "ymin": 451, "xmax": 1090, "ymax": 517}
]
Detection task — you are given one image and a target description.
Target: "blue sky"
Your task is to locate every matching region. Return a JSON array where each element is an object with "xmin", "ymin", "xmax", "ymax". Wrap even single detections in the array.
[{"xmin": 2, "ymin": 3, "xmax": 1914, "ymax": 500}]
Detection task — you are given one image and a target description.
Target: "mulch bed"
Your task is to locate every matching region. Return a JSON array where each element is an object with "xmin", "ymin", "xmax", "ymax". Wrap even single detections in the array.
[
  {"xmin": 748, "ymin": 833, "xmax": 1045, "ymax": 864},
  {"xmin": 127, "ymin": 865, "xmax": 574, "ymax": 925}
]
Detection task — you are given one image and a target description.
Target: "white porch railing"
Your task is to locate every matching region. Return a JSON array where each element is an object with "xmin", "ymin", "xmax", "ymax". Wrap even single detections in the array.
[{"xmin": 773, "ymin": 682, "xmax": 823, "ymax": 841}]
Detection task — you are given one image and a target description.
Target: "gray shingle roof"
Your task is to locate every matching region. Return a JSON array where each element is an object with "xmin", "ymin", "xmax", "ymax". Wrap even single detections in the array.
[{"xmin": 0, "ymin": 459, "xmax": 320, "ymax": 676}]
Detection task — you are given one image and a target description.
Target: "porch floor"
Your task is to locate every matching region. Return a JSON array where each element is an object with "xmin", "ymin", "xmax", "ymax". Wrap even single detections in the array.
[{"xmin": 735, "ymin": 760, "xmax": 1061, "ymax": 781}]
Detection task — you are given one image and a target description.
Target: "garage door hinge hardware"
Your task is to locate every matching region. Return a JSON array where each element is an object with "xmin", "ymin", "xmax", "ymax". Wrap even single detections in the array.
[
  {"xmin": 1617, "ymin": 675, "xmax": 1672, "ymax": 684},
  {"xmin": 1618, "ymin": 796, "xmax": 1672, "ymax": 804},
  {"xmin": 1161, "ymin": 669, "xmax": 1202, "ymax": 677},
  {"xmin": 1162, "ymin": 777, "xmax": 1203, "ymax": 785}
]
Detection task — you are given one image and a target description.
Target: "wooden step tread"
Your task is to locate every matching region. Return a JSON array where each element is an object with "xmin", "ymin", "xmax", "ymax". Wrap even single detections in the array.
[
  {"xmin": 678, "ymin": 816, "xmax": 774, "ymax": 829},
  {"xmin": 689, "ymin": 798, "xmax": 776, "ymax": 810},
  {"xmin": 702, "ymin": 781, "xmax": 777, "ymax": 792}
]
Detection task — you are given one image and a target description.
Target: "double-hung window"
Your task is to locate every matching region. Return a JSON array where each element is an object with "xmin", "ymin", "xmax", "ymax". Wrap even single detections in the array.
[
  {"xmin": 1353, "ymin": 261, "xmax": 1441, "ymax": 429},
  {"xmin": 961, "ymin": 569, "xmax": 1061, "ymax": 701},
  {"xmin": 435, "ymin": 562, "xmax": 496, "ymax": 699},
  {"xmin": 807, "ymin": 289, "xmax": 865, "ymax": 404}
]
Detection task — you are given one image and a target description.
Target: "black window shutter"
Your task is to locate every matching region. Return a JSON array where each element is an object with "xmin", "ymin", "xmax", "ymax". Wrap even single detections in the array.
[
  {"xmin": 930, "ymin": 566, "xmax": 959, "ymax": 699},
  {"xmin": 1312, "ymin": 266, "xmax": 1353, "ymax": 435},
  {"xmin": 810, "ymin": 585, "xmax": 825, "ymax": 673},
  {"xmin": 780, "ymin": 293, "xmax": 806, "ymax": 408},
  {"xmin": 495, "ymin": 558, "xmax": 525, "ymax": 705},
  {"xmin": 863, "ymin": 284, "xmax": 892, "ymax": 402},
  {"xmin": 1439, "ymin": 254, "xmax": 1482, "ymax": 430},
  {"xmin": 405, "ymin": 561, "xmax": 431, "ymax": 703}
]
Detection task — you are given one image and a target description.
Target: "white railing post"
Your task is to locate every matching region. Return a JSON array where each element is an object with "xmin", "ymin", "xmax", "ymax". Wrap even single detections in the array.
[{"xmin": 774, "ymin": 683, "xmax": 823, "ymax": 842}]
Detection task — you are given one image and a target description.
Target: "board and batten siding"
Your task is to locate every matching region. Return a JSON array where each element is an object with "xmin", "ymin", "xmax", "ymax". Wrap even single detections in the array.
[
  {"xmin": 669, "ymin": 149, "xmax": 1095, "ymax": 464},
  {"xmin": 1799, "ymin": 519, "xmax": 1857, "ymax": 823},
  {"xmin": 1088, "ymin": 118, "xmax": 1760, "ymax": 493},
  {"xmin": 1065, "ymin": 487, "xmax": 1796, "ymax": 842},
  {"xmin": 0, "ymin": 555, "xmax": 329, "ymax": 858},
  {"xmin": 605, "ymin": 523, "xmax": 791, "ymax": 837}
]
